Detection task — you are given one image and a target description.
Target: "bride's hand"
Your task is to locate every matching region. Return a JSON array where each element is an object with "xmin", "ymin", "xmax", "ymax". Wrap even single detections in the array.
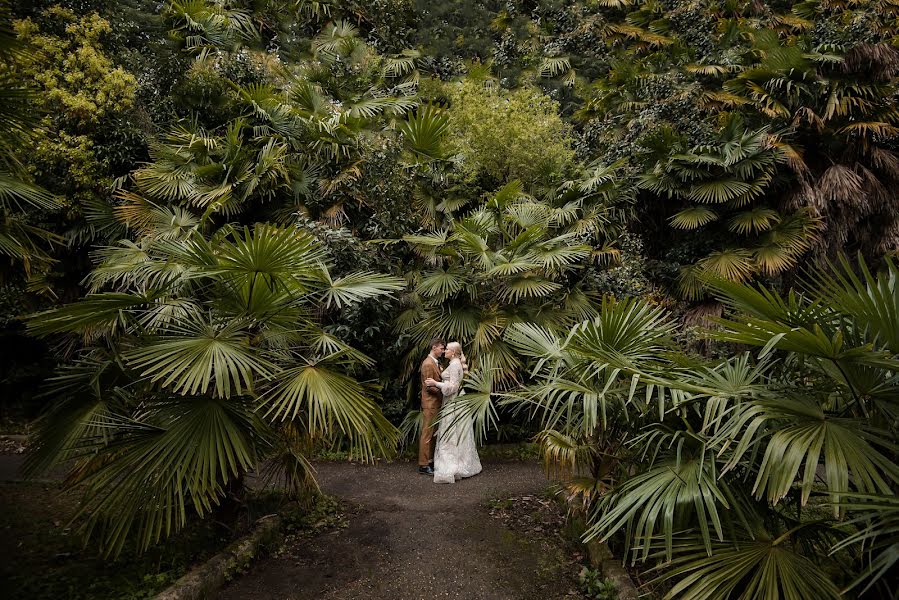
[{"xmin": 424, "ymin": 377, "xmax": 439, "ymax": 387}]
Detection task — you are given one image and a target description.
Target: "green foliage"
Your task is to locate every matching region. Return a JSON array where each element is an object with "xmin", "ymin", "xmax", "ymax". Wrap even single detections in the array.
[
  {"xmin": 505, "ymin": 254, "xmax": 899, "ymax": 597},
  {"xmin": 5, "ymin": 1, "xmax": 899, "ymax": 585},
  {"xmin": 446, "ymin": 78, "xmax": 576, "ymax": 186},
  {"xmin": 11, "ymin": 6, "xmax": 140, "ymax": 242},
  {"xmin": 0, "ymin": 6, "xmax": 62, "ymax": 281},
  {"xmin": 535, "ymin": 0, "xmax": 899, "ymax": 299},
  {"xmin": 26, "ymin": 221, "xmax": 403, "ymax": 556},
  {"xmin": 13, "ymin": 8, "xmax": 137, "ymax": 127},
  {"xmin": 395, "ymin": 173, "xmax": 628, "ymax": 386},
  {"xmin": 578, "ymin": 567, "xmax": 619, "ymax": 600}
]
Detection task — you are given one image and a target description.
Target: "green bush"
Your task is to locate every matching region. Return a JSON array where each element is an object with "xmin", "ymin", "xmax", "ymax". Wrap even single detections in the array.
[{"xmin": 446, "ymin": 78, "xmax": 576, "ymax": 187}]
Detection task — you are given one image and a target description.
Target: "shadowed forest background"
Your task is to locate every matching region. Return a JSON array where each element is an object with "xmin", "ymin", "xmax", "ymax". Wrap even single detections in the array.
[{"xmin": 1, "ymin": 0, "xmax": 898, "ymax": 598}]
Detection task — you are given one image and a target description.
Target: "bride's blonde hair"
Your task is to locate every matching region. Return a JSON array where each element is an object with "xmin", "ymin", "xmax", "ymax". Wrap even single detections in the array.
[{"xmin": 447, "ymin": 341, "xmax": 469, "ymax": 374}]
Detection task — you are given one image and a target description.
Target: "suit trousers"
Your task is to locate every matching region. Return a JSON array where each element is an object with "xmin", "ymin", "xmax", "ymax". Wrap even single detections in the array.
[{"xmin": 418, "ymin": 403, "xmax": 440, "ymax": 466}]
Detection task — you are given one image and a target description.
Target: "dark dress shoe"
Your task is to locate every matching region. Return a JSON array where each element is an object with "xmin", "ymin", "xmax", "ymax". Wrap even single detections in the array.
[{"xmin": 418, "ymin": 465, "xmax": 434, "ymax": 475}]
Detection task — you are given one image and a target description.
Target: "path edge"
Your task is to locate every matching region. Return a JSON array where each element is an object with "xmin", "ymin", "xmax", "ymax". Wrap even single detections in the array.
[
  {"xmin": 567, "ymin": 507, "xmax": 640, "ymax": 599},
  {"xmin": 154, "ymin": 514, "xmax": 282, "ymax": 600}
]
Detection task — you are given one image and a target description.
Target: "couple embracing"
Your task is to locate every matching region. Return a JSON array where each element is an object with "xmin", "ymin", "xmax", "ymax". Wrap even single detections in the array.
[{"xmin": 418, "ymin": 338, "xmax": 482, "ymax": 484}]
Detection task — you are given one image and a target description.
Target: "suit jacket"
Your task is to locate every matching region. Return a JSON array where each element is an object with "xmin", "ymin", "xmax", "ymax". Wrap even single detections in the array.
[{"xmin": 420, "ymin": 356, "xmax": 443, "ymax": 409}]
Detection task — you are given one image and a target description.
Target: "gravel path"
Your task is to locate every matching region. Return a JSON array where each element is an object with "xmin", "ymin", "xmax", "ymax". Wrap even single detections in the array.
[
  {"xmin": 1, "ymin": 450, "xmax": 579, "ymax": 599},
  {"xmin": 220, "ymin": 460, "xmax": 578, "ymax": 600}
]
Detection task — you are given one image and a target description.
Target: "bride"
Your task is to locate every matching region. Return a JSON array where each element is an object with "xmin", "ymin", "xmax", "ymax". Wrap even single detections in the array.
[{"xmin": 424, "ymin": 341, "xmax": 482, "ymax": 484}]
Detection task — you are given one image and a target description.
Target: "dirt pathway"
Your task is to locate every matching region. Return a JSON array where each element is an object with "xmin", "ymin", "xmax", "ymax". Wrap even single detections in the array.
[{"xmin": 220, "ymin": 460, "xmax": 580, "ymax": 600}]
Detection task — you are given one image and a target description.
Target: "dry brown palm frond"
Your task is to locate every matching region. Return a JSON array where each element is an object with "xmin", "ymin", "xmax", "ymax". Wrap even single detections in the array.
[
  {"xmin": 113, "ymin": 190, "xmax": 157, "ymax": 232},
  {"xmin": 844, "ymin": 43, "xmax": 899, "ymax": 80},
  {"xmin": 838, "ymin": 122, "xmax": 899, "ymax": 151},
  {"xmin": 593, "ymin": 243, "xmax": 621, "ymax": 267},
  {"xmin": 871, "ymin": 147, "xmax": 899, "ymax": 179},
  {"xmin": 604, "ymin": 24, "xmax": 673, "ymax": 48},
  {"xmin": 682, "ymin": 301, "xmax": 723, "ymax": 329},
  {"xmin": 816, "ymin": 164, "xmax": 865, "ymax": 203},
  {"xmin": 823, "ymin": 215, "xmax": 849, "ymax": 252},
  {"xmin": 784, "ymin": 182, "xmax": 823, "ymax": 214},
  {"xmin": 698, "ymin": 90, "xmax": 751, "ymax": 111},
  {"xmin": 772, "ymin": 139, "xmax": 809, "ymax": 176},
  {"xmin": 876, "ymin": 218, "xmax": 899, "ymax": 254},
  {"xmin": 793, "ymin": 107, "xmax": 825, "ymax": 132},
  {"xmin": 323, "ymin": 202, "xmax": 347, "ymax": 227},
  {"xmin": 773, "ymin": 13, "xmax": 814, "ymax": 32},
  {"xmin": 857, "ymin": 164, "xmax": 889, "ymax": 210},
  {"xmin": 318, "ymin": 161, "xmax": 362, "ymax": 196}
]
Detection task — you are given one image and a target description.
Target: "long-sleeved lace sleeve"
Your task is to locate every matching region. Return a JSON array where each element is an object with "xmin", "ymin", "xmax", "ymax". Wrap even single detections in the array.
[{"xmin": 436, "ymin": 361, "xmax": 463, "ymax": 398}]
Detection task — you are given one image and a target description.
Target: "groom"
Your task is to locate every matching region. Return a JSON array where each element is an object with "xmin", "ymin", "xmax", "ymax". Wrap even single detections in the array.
[{"xmin": 418, "ymin": 338, "xmax": 445, "ymax": 475}]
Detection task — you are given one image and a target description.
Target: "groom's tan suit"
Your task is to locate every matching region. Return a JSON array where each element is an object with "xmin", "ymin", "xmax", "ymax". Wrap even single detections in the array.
[{"xmin": 419, "ymin": 355, "xmax": 443, "ymax": 467}]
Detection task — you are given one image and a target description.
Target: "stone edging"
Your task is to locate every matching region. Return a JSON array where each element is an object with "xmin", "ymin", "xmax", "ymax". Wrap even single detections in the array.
[
  {"xmin": 154, "ymin": 514, "xmax": 282, "ymax": 600},
  {"xmin": 567, "ymin": 507, "xmax": 640, "ymax": 599},
  {"xmin": 582, "ymin": 536, "xmax": 640, "ymax": 599}
]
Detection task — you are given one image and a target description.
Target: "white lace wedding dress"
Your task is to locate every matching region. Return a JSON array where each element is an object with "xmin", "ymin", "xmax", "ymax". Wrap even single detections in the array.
[{"xmin": 432, "ymin": 357, "xmax": 482, "ymax": 484}]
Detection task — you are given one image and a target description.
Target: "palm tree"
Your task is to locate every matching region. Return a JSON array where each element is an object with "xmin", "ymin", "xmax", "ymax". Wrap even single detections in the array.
[
  {"xmin": 394, "ymin": 173, "xmax": 628, "ymax": 384},
  {"xmin": 119, "ymin": 116, "xmax": 306, "ymax": 224},
  {"xmin": 161, "ymin": 1, "xmax": 427, "ymax": 230},
  {"xmin": 639, "ymin": 117, "xmax": 819, "ymax": 299},
  {"xmin": 504, "ymin": 254, "xmax": 899, "ymax": 598},
  {"xmin": 26, "ymin": 222, "xmax": 404, "ymax": 556},
  {"xmin": 165, "ymin": 0, "xmax": 259, "ymax": 55},
  {"xmin": 562, "ymin": 1, "xmax": 898, "ymax": 302},
  {"xmin": 721, "ymin": 29, "xmax": 899, "ymax": 261}
]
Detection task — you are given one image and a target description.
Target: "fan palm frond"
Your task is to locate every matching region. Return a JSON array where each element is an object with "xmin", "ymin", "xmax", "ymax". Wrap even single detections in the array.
[
  {"xmin": 728, "ymin": 207, "xmax": 780, "ymax": 235},
  {"xmin": 312, "ymin": 20, "xmax": 360, "ymax": 59},
  {"xmin": 713, "ymin": 397, "xmax": 899, "ymax": 509},
  {"xmin": 539, "ymin": 56, "xmax": 571, "ymax": 78},
  {"xmin": 261, "ymin": 362, "xmax": 398, "ymax": 460},
  {"xmin": 655, "ymin": 529, "xmax": 841, "ymax": 600},
  {"xmin": 670, "ymin": 206, "xmax": 719, "ymax": 229},
  {"xmin": 28, "ymin": 292, "xmax": 156, "ymax": 338},
  {"xmin": 0, "ymin": 172, "xmax": 62, "ymax": 212},
  {"xmin": 72, "ymin": 396, "xmax": 269, "ymax": 557},
  {"xmin": 416, "ymin": 269, "xmax": 469, "ymax": 300},
  {"xmin": 499, "ymin": 276, "xmax": 562, "ymax": 302},
  {"xmin": 399, "ymin": 104, "xmax": 450, "ymax": 161},
  {"xmin": 124, "ymin": 314, "xmax": 277, "ymax": 398},
  {"xmin": 806, "ymin": 255, "xmax": 899, "ymax": 354},
  {"xmin": 699, "ymin": 248, "xmax": 756, "ymax": 282},
  {"xmin": 318, "ymin": 271, "xmax": 406, "ymax": 309},
  {"xmin": 830, "ymin": 493, "xmax": 899, "ymax": 596},
  {"xmin": 587, "ymin": 451, "xmax": 729, "ymax": 560}
]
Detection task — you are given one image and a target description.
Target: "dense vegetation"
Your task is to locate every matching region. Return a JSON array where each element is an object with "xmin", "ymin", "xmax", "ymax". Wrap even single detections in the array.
[{"xmin": 1, "ymin": 0, "xmax": 897, "ymax": 597}]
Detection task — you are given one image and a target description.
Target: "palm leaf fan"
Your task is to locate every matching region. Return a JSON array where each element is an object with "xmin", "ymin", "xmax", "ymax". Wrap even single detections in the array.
[
  {"xmin": 698, "ymin": 248, "xmax": 756, "ymax": 282},
  {"xmin": 399, "ymin": 104, "xmax": 450, "ymax": 161},
  {"xmin": 728, "ymin": 207, "xmax": 780, "ymax": 235},
  {"xmin": 670, "ymin": 206, "xmax": 719, "ymax": 230}
]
